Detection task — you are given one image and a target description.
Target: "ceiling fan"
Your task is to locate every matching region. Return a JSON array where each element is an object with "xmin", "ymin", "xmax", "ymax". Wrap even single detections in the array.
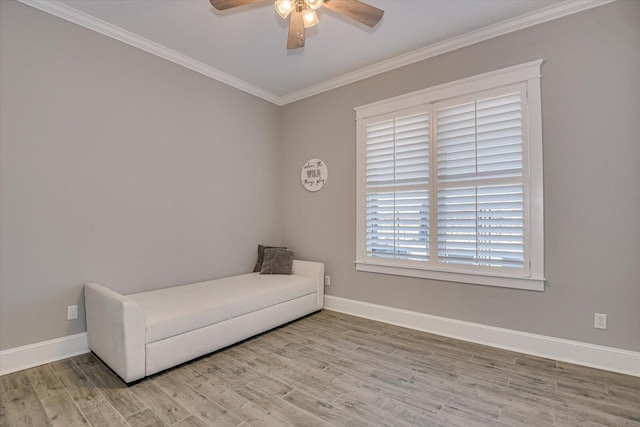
[{"xmin": 209, "ymin": 0, "xmax": 384, "ymax": 49}]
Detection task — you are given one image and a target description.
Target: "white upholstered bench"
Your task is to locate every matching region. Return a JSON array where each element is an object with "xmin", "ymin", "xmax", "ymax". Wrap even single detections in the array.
[{"xmin": 84, "ymin": 260, "xmax": 324, "ymax": 383}]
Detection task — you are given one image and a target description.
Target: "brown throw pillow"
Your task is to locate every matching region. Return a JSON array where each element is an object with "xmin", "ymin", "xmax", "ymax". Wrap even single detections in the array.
[
  {"xmin": 260, "ymin": 248, "xmax": 294, "ymax": 275},
  {"xmin": 254, "ymin": 244, "xmax": 286, "ymax": 272}
]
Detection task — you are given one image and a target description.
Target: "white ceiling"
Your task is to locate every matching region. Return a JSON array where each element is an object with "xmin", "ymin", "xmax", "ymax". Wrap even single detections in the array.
[{"xmin": 23, "ymin": 0, "xmax": 608, "ymax": 104}]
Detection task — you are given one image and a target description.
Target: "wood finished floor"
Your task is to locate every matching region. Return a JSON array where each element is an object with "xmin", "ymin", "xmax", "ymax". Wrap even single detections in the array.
[{"xmin": 1, "ymin": 310, "xmax": 639, "ymax": 427}]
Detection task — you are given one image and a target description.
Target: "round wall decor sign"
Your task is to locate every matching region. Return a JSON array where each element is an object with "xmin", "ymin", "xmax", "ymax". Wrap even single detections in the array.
[{"xmin": 301, "ymin": 158, "xmax": 328, "ymax": 192}]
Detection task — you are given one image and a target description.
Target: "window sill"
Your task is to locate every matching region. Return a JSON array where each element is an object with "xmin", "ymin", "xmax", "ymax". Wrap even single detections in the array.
[{"xmin": 354, "ymin": 261, "xmax": 545, "ymax": 291}]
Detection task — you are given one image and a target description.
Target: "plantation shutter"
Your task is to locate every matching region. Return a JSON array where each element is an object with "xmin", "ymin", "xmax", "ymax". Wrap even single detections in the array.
[
  {"xmin": 356, "ymin": 61, "xmax": 544, "ymax": 289},
  {"xmin": 436, "ymin": 89, "xmax": 525, "ymax": 269},
  {"xmin": 365, "ymin": 112, "xmax": 430, "ymax": 261}
]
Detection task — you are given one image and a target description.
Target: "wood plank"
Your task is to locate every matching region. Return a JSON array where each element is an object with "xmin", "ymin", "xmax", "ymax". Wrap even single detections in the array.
[
  {"xmin": 553, "ymin": 411, "xmax": 615, "ymax": 427},
  {"xmin": 25, "ymin": 365, "xmax": 65, "ymax": 400},
  {"xmin": 238, "ymin": 347, "xmax": 385, "ymax": 409},
  {"xmin": 498, "ymin": 400, "xmax": 555, "ymax": 424},
  {"xmin": 50, "ymin": 359, "xmax": 77, "ymax": 372},
  {"xmin": 453, "ymin": 353, "xmax": 531, "ymax": 387},
  {"xmin": 167, "ymin": 364, "xmax": 209, "ymax": 386},
  {"xmin": 506, "ymin": 373, "xmax": 640, "ymax": 424},
  {"xmin": 354, "ymin": 346, "xmax": 460, "ymax": 386},
  {"xmin": 155, "ymin": 373, "xmax": 242, "ymax": 427},
  {"xmin": 295, "ymin": 344, "xmax": 352, "ymax": 368},
  {"xmin": 81, "ymin": 400, "xmax": 129, "ymax": 427},
  {"xmin": 381, "ymin": 397, "xmax": 442, "ymax": 424},
  {"xmin": 252, "ymin": 341, "xmax": 330, "ymax": 372},
  {"xmin": 557, "ymin": 378, "xmax": 609, "ymax": 399},
  {"xmin": 259, "ymin": 328, "xmax": 315, "ymax": 347},
  {"xmin": 435, "ymin": 405, "xmax": 510, "ymax": 427},
  {"xmin": 71, "ymin": 353, "xmax": 102, "ymax": 371},
  {"xmin": 224, "ymin": 345, "xmax": 260, "ymax": 364},
  {"xmin": 172, "ymin": 415, "xmax": 210, "ymax": 427},
  {"xmin": 193, "ymin": 381, "xmax": 295, "ymax": 427},
  {"xmin": 508, "ymin": 375, "xmax": 558, "ymax": 395},
  {"xmin": 282, "ymin": 388, "xmax": 374, "ymax": 427},
  {"xmin": 41, "ymin": 392, "xmax": 90, "ymax": 426},
  {"xmin": 83, "ymin": 364, "xmax": 146, "ymax": 418},
  {"xmin": 555, "ymin": 361, "xmax": 640, "ymax": 391},
  {"xmin": 50, "ymin": 360, "xmax": 104, "ymax": 410},
  {"xmin": 316, "ymin": 365, "xmax": 389, "ymax": 409},
  {"xmin": 607, "ymin": 382, "xmax": 640, "ymax": 407},
  {"xmin": 0, "ymin": 383, "xmax": 7, "ymax": 415},
  {"xmin": 234, "ymin": 383, "xmax": 332, "ymax": 427},
  {"xmin": 498, "ymin": 409, "xmax": 555, "ymax": 427},
  {"xmin": 130, "ymin": 380, "xmax": 191, "ymax": 425},
  {"xmin": 333, "ymin": 394, "xmax": 416, "ymax": 427},
  {"xmin": 223, "ymin": 363, "xmax": 293, "ymax": 397},
  {"xmin": 456, "ymin": 375, "xmax": 618, "ymax": 426},
  {"xmin": 282, "ymin": 318, "xmax": 320, "ymax": 333},
  {"xmin": 2, "ymin": 310, "xmax": 640, "ymax": 427},
  {"xmin": 341, "ymin": 331, "xmax": 397, "ymax": 355},
  {"xmin": 1, "ymin": 371, "xmax": 31, "ymax": 391},
  {"xmin": 293, "ymin": 328, "xmax": 360, "ymax": 352},
  {"xmin": 466, "ymin": 343, "xmax": 522, "ymax": 364},
  {"xmin": 247, "ymin": 356, "xmax": 339, "ymax": 402},
  {"xmin": 2, "ymin": 384, "xmax": 52, "ymax": 426},
  {"xmin": 320, "ymin": 311, "xmax": 390, "ymax": 333},
  {"xmin": 617, "ymin": 417, "xmax": 640, "ymax": 427},
  {"xmin": 325, "ymin": 365, "xmax": 444, "ymax": 415},
  {"xmin": 374, "ymin": 331, "xmax": 438, "ymax": 356},
  {"xmin": 365, "ymin": 368, "xmax": 499, "ymax": 422},
  {"xmin": 515, "ymin": 354, "xmax": 557, "ymax": 370},
  {"xmin": 188, "ymin": 357, "xmax": 223, "ymax": 378},
  {"xmin": 438, "ymin": 402, "xmax": 501, "ymax": 425},
  {"xmin": 297, "ymin": 344, "xmax": 373, "ymax": 376},
  {"xmin": 126, "ymin": 408, "xmax": 168, "ymax": 427}
]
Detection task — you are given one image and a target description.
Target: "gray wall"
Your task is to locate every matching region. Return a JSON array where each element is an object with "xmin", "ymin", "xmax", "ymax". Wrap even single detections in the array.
[
  {"xmin": 280, "ymin": 0, "xmax": 640, "ymax": 352},
  {"xmin": 0, "ymin": 1, "xmax": 282, "ymax": 350},
  {"xmin": 2, "ymin": 0, "xmax": 639, "ymax": 354}
]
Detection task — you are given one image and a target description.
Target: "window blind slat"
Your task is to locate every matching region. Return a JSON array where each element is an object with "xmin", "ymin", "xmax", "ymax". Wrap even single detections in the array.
[
  {"xmin": 365, "ymin": 89, "xmax": 526, "ymax": 271},
  {"xmin": 437, "ymin": 183, "xmax": 524, "ymax": 269},
  {"xmin": 367, "ymin": 112, "xmax": 430, "ymax": 188},
  {"xmin": 366, "ymin": 190, "xmax": 430, "ymax": 261},
  {"xmin": 437, "ymin": 92, "xmax": 523, "ymax": 184}
]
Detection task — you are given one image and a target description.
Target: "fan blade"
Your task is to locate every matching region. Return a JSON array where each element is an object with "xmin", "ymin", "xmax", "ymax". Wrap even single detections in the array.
[
  {"xmin": 287, "ymin": 9, "xmax": 305, "ymax": 49},
  {"xmin": 209, "ymin": 0, "xmax": 265, "ymax": 11},
  {"xmin": 322, "ymin": 0, "xmax": 384, "ymax": 28}
]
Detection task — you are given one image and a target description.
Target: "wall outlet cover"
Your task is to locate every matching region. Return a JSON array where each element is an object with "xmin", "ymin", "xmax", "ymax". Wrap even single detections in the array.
[
  {"xmin": 67, "ymin": 305, "xmax": 78, "ymax": 321},
  {"xmin": 594, "ymin": 313, "xmax": 607, "ymax": 330}
]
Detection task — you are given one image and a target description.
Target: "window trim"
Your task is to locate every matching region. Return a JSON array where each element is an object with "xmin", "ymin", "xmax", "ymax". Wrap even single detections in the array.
[{"xmin": 355, "ymin": 60, "xmax": 545, "ymax": 291}]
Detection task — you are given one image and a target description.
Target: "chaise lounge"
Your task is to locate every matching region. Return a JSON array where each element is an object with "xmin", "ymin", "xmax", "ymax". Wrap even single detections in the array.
[{"xmin": 84, "ymin": 259, "xmax": 324, "ymax": 383}]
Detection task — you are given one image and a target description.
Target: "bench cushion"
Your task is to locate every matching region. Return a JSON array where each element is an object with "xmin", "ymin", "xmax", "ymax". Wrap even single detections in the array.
[{"xmin": 127, "ymin": 273, "xmax": 316, "ymax": 343}]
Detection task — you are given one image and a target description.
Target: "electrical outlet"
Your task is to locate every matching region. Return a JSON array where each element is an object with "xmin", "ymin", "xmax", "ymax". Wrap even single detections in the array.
[
  {"xmin": 67, "ymin": 305, "xmax": 78, "ymax": 321},
  {"xmin": 594, "ymin": 313, "xmax": 607, "ymax": 330},
  {"xmin": 324, "ymin": 275, "xmax": 331, "ymax": 286}
]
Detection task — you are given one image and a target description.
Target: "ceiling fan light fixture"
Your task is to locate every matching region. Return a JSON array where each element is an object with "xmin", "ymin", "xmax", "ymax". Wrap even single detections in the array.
[
  {"xmin": 274, "ymin": 0, "xmax": 294, "ymax": 18},
  {"xmin": 211, "ymin": 0, "xmax": 384, "ymax": 50},
  {"xmin": 302, "ymin": 8, "xmax": 319, "ymax": 28},
  {"xmin": 306, "ymin": 0, "xmax": 323, "ymax": 10}
]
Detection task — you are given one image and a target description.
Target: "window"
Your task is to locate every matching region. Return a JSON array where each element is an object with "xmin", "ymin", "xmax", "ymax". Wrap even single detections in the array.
[{"xmin": 355, "ymin": 61, "xmax": 544, "ymax": 291}]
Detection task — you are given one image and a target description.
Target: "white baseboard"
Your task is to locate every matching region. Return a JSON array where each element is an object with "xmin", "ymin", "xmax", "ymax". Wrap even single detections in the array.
[
  {"xmin": 0, "ymin": 333, "xmax": 89, "ymax": 376},
  {"xmin": 2, "ymin": 299, "xmax": 638, "ymax": 378},
  {"xmin": 324, "ymin": 296, "xmax": 640, "ymax": 377}
]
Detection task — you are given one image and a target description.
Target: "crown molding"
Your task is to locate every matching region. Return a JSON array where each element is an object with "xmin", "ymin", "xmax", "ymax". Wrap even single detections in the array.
[
  {"xmin": 18, "ymin": 0, "xmax": 615, "ymax": 107},
  {"xmin": 16, "ymin": 0, "xmax": 281, "ymax": 105},
  {"xmin": 278, "ymin": 0, "xmax": 616, "ymax": 104}
]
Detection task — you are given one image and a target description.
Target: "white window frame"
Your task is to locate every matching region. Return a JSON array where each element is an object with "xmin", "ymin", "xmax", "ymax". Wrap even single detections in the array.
[{"xmin": 355, "ymin": 60, "xmax": 545, "ymax": 291}]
